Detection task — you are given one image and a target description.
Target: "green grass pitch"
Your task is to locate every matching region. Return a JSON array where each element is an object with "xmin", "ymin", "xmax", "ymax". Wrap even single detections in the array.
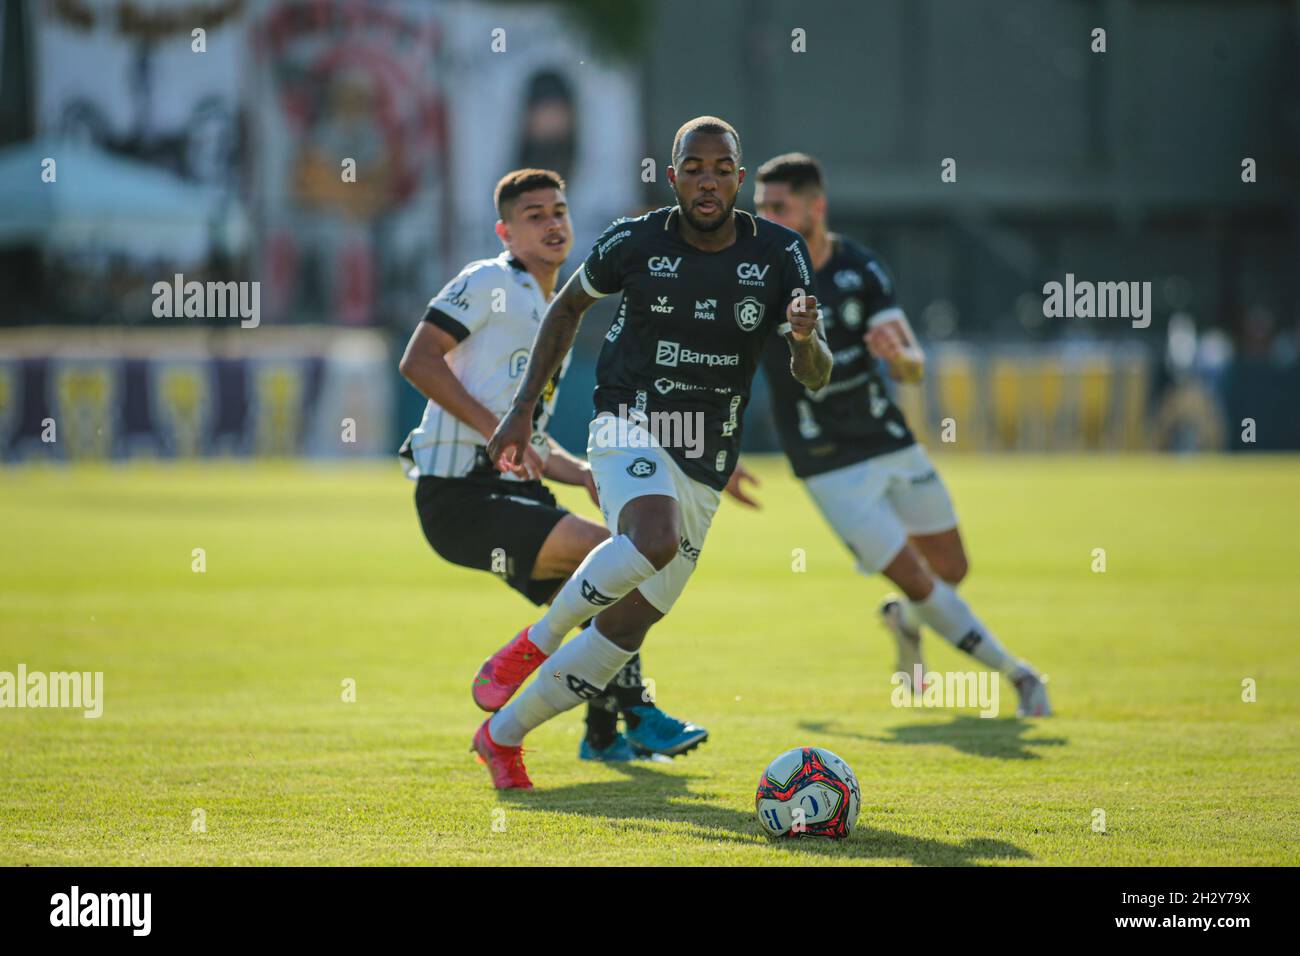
[{"xmin": 1, "ymin": 455, "xmax": 1297, "ymax": 866}]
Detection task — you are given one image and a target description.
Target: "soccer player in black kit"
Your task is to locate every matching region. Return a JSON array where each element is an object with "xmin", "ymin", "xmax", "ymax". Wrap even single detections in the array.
[
  {"xmin": 752, "ymin": 152, "xmax": 1051, "ymax": 718},
  {"xmin": 469, "ymin": 117, "xmax": 832, "ymax": 789}
]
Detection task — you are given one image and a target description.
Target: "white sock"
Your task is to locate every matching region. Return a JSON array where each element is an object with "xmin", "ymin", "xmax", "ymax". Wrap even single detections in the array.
[
  {"xmin": 490, "ymin": 623, "xmax": 634, "ymax": 746},
  {"xmin": 912, "ymin": 579, "xmax": 1014, "ymax": 672},
  {"xmin": 527, "ymin": 534, "xmax": 657, "ymax": 654}
]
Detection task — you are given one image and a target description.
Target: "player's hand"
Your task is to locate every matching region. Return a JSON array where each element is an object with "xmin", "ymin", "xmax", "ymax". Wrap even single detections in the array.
[
  {"xmin": 507, "ymin": 445, "xmax": 544, "ymax": 481},
  {"xmin": 786, "ymin": 294, "xmax": 820, "ymax": 342},
  {"xmin": 865, "ymin": 322, "xmax": 924, "ymax": 383},
  {"xmin": 723, "ymin": 462, "xmax": 762, "ymax": 509},
  {"xmin": 487, "ymin": 404, "xmax": 535, "ymax": 476},
  {"xmin": 865, "ymin": 323, "xmax": 905, "ymax": 364}
]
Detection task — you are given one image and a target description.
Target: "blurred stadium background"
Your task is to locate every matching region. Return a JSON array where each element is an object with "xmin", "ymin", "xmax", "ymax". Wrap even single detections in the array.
[{"xmin": 1, "ymin": 0, "xmax": 1297, "ymax": 464}]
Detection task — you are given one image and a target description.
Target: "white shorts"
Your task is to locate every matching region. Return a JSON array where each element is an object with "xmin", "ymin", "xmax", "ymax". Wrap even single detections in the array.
[
  {"xmin": 586, "ymin": 415, "xmax": 722, "ymax": 615},
  {"xmin": 803, "ymin": 444, "xmax": 958, "ymax": 575}
]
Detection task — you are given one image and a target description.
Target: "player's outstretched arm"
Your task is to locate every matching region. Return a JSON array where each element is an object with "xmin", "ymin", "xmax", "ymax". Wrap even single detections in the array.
[
  {"xmin": 487, "ymin": 272, "xmax": 599, "ymax": 471},
  {"xmin": 398, "ymin": 322, "xmax": 500, "ymax": 440},
  {"xmin": 785, "ymin": 294, "xmax": 833, "ymax": 391},
  {"xmin": 865, "ymin": 314, "xmax": 926, "ymax": 383},
  {"xmin": 543, "ymin": 438, "xmax": 600, "ymax": 506}
]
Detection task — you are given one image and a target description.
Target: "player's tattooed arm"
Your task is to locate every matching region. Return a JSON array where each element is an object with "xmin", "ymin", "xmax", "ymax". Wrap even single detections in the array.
[
  {"xmin": 488, "ymin": 273, "xmax": 598, "ymax": 472},
  {"xmin": 785, "ymin": 294, "xmax": 833, "ymax": 391}
]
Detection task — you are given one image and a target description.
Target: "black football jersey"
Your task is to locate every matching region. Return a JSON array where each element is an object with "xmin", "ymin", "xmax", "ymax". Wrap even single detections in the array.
[
  {"xmin": 761, "ymin": 234, "xmax": 915, "ymax": 478},
  {"xmin": 581, "ymin": 206, "xmax": 817, "ymax": 490}
]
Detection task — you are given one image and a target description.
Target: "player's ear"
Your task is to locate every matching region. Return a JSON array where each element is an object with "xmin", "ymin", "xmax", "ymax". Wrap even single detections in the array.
[
  {"xmin": 494, "ymin": 219, "xmax": 509, "ymax": 245},
  {"xmin": 812, "ymin": 192, "xmax": 827, "ymax": 220},
  {"xmin": 666, "ymin": 165, "xmax": 676, "ymax": 187},
  {"xmin": 737, "ymin": 167, "xmax": 746, "ymax": 186}
]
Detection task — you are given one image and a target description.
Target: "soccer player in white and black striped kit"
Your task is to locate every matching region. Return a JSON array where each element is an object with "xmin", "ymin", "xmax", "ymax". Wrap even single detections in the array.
[
  {"xmin": 399, "ymin": 169, "xmax": 707, "ymax": 762},
  {"xmin": 752, "ymin": 152, "xmax": 1051, "ymax": 716},
  {"xmin": 472, "ymin": 118, "xmax": 833, "ymax": 789}
]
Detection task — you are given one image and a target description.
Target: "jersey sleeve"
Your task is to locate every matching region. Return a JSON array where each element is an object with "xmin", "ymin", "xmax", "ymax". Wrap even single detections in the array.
[
  {"xmin": 579, "ymin": 218, "xmax": 635, "ymax": 298},
  {"xmin": 421, "ymin": 264, "xmax": 493, "ymax": 343},
  {"xmin": 775, "ymin": 232, "xmax": 818, "ymax": 336},
  {"xmin": 858, "ymin": 253, "xmax": 903, "ymax": 327}
]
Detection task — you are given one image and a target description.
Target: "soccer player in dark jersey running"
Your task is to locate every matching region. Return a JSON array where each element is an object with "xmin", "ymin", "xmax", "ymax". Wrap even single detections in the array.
[
  {"xmin": 751, "ymin": 152, "xmax": 1051, "ymax": 717},
  {"xmin": 399, "ymin": 168, "xmax": 708, "ymax": 763},
  {"xmin": 470, "ymin": 117, "xmax": 832, "ymax": 789}
]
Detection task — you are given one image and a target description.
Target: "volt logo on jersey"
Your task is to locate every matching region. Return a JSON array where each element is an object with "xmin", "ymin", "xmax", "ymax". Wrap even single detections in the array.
[
  {"xmin": 650, "ymin": 296, "xmax": 674, "ymax": 314},
  {"xmin": 737, "ymin": 262, "xmax": 770, "ymax": 286},
  {"xmin": 648, "ymin": 256, "xmax": 681, "ymax": 278},
  {"xmin": 734, "ymin": 296, "xmax": 765, "ymax": 331}
]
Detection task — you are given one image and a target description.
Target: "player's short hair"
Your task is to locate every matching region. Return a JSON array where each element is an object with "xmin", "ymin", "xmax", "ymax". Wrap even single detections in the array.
[
  {"xmin": 754, "ymin": 152, "xmax": 824, "ymax": 194},
  {"xmin": 672, "ymin": 116, "xmax": 742, "ymax": 164},
  {"xmin": 494, "ymin": 168, "xmax": 566, "ymax": 220}
]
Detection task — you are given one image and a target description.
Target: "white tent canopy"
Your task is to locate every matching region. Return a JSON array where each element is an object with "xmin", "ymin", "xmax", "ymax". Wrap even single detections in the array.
[{"xmin": 0, "ymin": 138, "xmax": 236, "ymax": 261}]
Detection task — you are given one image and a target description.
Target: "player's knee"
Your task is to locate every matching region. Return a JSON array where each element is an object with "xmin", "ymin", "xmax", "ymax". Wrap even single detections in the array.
[
  {"xmin": 630, "ymin": 524, "xmax": 679, "ymax": 570},
  {"xmin": 602, "ymin": 626, "xmax": 647, "ymax": 653},
  {"xmin": 882, "ymin": 548, "xmax": 934, "ymax": 603},
  {"xmin": 898, "ymin": 575, "xmax": 933, "ymax": 603},
  {"xmin": 935, "ymin": 553, "xmax": 968, "ymax": 585}
]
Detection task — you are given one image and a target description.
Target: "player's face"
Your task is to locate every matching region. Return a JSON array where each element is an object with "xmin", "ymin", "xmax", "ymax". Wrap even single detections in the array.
[
  {"xmin": 501, "ymin": 188, "xmax": 573, "ymax": 266},
  {"xmin": 669, "ymin": 130, "xmax": 744, "ymax": 232},
  {"xmin": 754, "ymin": 181, "xmax": 817, "ymax": 238}
]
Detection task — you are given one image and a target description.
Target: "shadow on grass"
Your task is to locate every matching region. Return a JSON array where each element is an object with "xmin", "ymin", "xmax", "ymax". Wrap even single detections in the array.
[
  {"xmin": 501, "ymin": 764, "xmax": 1029, "ymax": 865},
  {"xmin": 801, "ymin": 716, "xmax": 1067, "ymax": 760}
]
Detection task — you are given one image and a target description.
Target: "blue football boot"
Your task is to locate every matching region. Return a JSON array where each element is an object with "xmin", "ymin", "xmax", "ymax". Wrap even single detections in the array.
[
  {"xmin": 624, "ymin": 705, "xmax": 709, "ymax": 757},
  {"xmin": 578, "ymin": 732, "xmax": 644, "ymax": 762}
]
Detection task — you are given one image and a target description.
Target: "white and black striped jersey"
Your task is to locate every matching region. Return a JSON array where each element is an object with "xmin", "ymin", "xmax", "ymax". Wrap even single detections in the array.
[{"xmin": 401, "ymin": 251, "xmax": 569, "ymax": 480}]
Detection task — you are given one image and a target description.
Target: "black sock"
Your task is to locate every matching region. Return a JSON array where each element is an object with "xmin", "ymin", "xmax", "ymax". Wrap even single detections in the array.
[
  {"xmin": 603, "ymin": 653, "xmax": 650, "ymax": 728},
  {"xmin": 585, "ymin": 696, "xmax": 619, "ymax": 749}
]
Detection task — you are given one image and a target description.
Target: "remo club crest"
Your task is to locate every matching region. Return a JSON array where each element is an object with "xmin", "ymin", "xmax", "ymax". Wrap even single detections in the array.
[{"xmin": 734, "ymin": 296, "xmax": 765, "ymax": 332}]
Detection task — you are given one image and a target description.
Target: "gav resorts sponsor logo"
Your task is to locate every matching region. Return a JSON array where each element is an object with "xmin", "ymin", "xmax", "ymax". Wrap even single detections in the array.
[{"xmin": 647, "ymin": 255, "xmax": 681, "ymax": 278}]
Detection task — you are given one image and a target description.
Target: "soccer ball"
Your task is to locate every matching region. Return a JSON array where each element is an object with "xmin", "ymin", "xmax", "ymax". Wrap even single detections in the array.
[{"xmin": 755, "ymin": 746, "xmax": 861, "ymax": 839}]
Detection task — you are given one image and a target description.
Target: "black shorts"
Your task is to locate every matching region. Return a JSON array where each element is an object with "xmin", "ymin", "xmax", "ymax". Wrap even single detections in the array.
[{"xmin": 414, "ymin": 475, "xmax": 570, "ymax": 605}]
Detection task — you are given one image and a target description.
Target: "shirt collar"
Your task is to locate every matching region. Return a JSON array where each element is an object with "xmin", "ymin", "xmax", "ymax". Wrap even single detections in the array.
[{"xmin": 665, "ymin": 206, "xmax": 756, "ymax": 237}]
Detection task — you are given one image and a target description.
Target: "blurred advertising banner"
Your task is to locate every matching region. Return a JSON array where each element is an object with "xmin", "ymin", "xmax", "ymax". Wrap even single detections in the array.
[
  {"xmin": 895, "ymin": 344, "xmax": 1153, "ymax": 453},
  {"xmin": 0, "ymin": 327, "xmax": 392, "ymax": 461},
  {"xmin": 249, "ymin": 0, "xmax": 642, "ymax": 327},
  {"xmin": 33, "ymin": 0, "xmax": 249, "ymax": 263},
  {"xmin": 436, "ymin": 2, "xmax": 643, "ymax": 266},
  {"xmin": 250, "ymin": 0, "xmax": 449, "ymax": 327}
]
